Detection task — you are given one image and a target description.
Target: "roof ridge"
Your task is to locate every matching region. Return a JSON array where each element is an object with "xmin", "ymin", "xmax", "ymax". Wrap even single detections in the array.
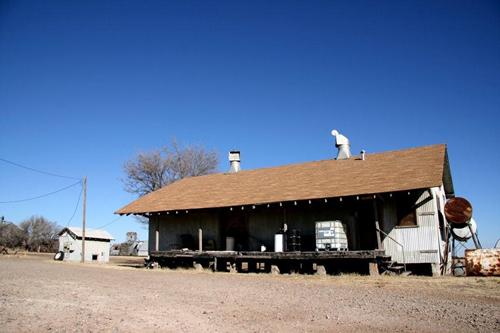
[{"xmin": 181, "ymin": 143, "xmax": 447, "ymax": 177}]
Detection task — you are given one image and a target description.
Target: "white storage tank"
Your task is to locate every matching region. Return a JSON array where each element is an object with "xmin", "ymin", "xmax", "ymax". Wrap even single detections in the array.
[
  {"xmin": 274, "ymin": 233, "xmax": 285, "ymax": 252},
  {"xmin": 315, "ymin": 220, "xmax": 348, "ymax": 251}
]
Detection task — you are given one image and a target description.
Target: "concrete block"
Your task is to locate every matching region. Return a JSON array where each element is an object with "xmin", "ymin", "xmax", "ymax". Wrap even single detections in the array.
[
  {"xmin": 315, "ymin": 265, "xmax": 326, "ymax": 276},
  {"xmin": 368, "ymin": 262, "xmax": 379, "ymax": 276}
]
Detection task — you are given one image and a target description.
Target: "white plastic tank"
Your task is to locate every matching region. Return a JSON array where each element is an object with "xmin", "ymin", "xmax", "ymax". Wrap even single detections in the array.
[
  {"xmin": 274, "ymin": 234, "xmax": 284, "ymax": 252},
  {"xmin": 451, "ymin": 218, "xmax": 477, "ymax": 242},
  {"xmin": 315, "ymin": 220, "xmax": 348, "ymax": 251}
]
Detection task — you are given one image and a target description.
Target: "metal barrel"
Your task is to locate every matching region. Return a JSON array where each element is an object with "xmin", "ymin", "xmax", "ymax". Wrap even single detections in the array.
[
  {"xmin": 287, "ymin": 229, "xmax": 301, "ymax": 251},
  {"xmin": 444, "ymin": 197, "xmax": 472, "ymax": 228}
]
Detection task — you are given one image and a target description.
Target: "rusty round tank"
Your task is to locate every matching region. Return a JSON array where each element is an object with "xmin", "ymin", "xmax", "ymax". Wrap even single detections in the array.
[{"xmin": 444, "ymin": 197, "xmax": 472, "ymax": 227}]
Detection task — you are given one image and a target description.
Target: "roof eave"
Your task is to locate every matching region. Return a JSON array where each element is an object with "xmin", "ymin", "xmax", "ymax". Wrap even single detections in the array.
[
  {"xmin": 115, "ymin": 186, "xmax": 442, "ymax": 215},
  {"xmin": 442, "ymin": 148, "xmax": 455, "ymax": 198}
]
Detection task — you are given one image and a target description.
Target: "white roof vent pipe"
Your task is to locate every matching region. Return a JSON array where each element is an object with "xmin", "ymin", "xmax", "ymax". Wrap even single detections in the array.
[
  {"xmin": 228, "ymin": 150, "xmax": 241, "ymax": 173},
  {"xmin": 331, "ymin": 129, "xmax": 351, "ymax": 160},
  {"xmin": 360, "ymin": 150, "xmax": 366, "ymax": 161}
]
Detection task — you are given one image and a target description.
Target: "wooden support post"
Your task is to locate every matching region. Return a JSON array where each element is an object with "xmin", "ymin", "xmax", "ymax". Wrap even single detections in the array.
[
  {"xmin": 213, "ymin": 257, "xmax": 218, "ymax": 272},
  {"xmin": 81, "ymin": 176, "xmax": 87, "ymax": 263},
  {"xmin": 198, "ymin": 228, "xmax": 203, "ymax": 252},
  {"xmin": 369, "ymin": 262, "xmax": 379, "ymax": 276},
  {"xmin": 373, "ymin": 199, "xmax": 382, "ymax": 250},
  {"xmin": 155, "ymin": 218, "xmax": 159, "ymax": 252}
]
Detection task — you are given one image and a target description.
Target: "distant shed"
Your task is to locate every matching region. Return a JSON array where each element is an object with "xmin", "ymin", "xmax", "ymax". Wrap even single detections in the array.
[{"xmin": 58, "ymin": 227, "xmax": 114, "ymax": 263}]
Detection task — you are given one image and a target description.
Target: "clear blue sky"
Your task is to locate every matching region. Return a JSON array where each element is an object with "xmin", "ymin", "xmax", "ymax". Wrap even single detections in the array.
[{"xmin": 1, "ymin": 1, "xmax": 499, "ymax": 246}]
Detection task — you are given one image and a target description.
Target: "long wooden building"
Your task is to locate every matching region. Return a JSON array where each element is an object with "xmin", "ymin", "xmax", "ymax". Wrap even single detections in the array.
[{"xmin": 116, "ymin": 143, "xmax": 454, "ymax": 275}]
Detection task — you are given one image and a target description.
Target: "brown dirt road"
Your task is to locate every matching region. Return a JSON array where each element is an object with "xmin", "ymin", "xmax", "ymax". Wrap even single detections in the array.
[{"xmin": 0, "ymin": 254, "xmax": 499, "ymax": 332}]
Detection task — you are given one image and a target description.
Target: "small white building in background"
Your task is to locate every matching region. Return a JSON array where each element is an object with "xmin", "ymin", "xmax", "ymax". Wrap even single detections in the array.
[
  {"xmin": 133, "ymin": 240, "xmax": 149, "ymax": 256},
  {"xmin": 58, "ymin": 227, "xmax": 114, "ymax": 263}
]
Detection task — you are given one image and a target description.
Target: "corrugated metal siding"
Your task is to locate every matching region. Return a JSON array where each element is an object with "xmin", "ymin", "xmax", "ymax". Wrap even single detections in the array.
[
  {"xmin": 435, "ymin": 185, "xmax": 451, "ymax": 272},
  {"xmin": 383, "ymin": 188, "xmax": 441, "ymax": 264}
]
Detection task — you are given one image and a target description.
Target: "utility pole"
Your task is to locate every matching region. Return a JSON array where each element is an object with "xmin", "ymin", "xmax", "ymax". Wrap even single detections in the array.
[{"xmin": 81, "ymin": 176, "xmax": 87, "ymax": 263}]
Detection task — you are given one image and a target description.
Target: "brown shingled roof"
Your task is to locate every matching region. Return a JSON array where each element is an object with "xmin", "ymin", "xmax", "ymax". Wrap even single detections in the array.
[{"xmin": 116, "ymin": 144, "xmax": 451, "ymax": 215}]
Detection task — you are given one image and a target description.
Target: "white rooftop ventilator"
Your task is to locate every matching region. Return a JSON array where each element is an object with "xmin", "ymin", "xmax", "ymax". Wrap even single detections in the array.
[
  {"xmin": 228, "ymin": 151, "xmax": 241, "ymax": 173},
  {"xmin": 331, "ymin": 129, "xmax": 351, "ymax": 160}
]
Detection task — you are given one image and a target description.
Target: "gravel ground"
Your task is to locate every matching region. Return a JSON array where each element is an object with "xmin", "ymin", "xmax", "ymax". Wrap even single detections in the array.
[{"xmin": 0, "ymin": 254, "xmax": 499, "ymax": 332}]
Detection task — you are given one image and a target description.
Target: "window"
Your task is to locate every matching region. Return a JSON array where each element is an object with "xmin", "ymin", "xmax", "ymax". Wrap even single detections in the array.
[
  {"xmin": 398, "ymin": 210, "xmax": 417, "ymax": 227},
  {"xmin": 396, "ymin": 192, "xmax": 419, "ymax": 227}
]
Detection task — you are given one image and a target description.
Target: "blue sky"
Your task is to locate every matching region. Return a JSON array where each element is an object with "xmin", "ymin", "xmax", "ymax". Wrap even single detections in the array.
[{"xmin": 1, "ymin": 1, "xmax": 499, "ymax": 246}]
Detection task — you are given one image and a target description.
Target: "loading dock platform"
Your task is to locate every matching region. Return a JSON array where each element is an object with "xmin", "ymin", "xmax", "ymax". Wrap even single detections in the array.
[{"xmin": 148, "ymin": 250, "xmax": 390, "ymax": 275}]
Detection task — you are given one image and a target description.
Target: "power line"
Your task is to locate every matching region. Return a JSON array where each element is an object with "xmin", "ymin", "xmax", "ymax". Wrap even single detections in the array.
[
  {"xmin": 65, "ymin": 183, "xmax": 83, "ymax": 227},
  {"xmin": 0, "ymin": 180, "xmax": 82, "ymax": 204},
  {"xmin": 94, "ymin": 215, "xmax": 123, "ymax": 230},
  {"xmin": 0, "ymin": 157, "xmax": 80, "ymax": 181}
]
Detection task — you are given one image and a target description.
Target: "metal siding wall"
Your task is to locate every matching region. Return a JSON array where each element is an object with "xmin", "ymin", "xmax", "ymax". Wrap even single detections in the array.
[
  {"xmin": 83, "ymin": 240, "xmax": 111, "ymax": 262},
  {"xmin": 59, "ymin": 235, "xmax": 111, "ymax": 262},
  {"xmin": 58, "ymin": 233, "xmax": 70, "ymax": 253},
  {"xmin": 434, "ymin": 186, "xmax": 450, "ymax": 271},
  {"xmin": 59, "ymin": 233, "xmax": 81, "ymax": 262},
  {"xmin": 158, "ymin": 212, "xmax": 219, "ymax": 251},
  {"xmin": 383, "ymin": 188, "xmax": 441, "ymax": 264},
  {"xmin": 247, "ymin": 206, "xmax": 356, "ymax": 251}
]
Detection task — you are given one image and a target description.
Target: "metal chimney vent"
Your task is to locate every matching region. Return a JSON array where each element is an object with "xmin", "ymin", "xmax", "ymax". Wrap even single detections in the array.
[
  {"xmin": 228, "ymin": 150, "xmax": 241, "ymax": 173},
  {"xmin": 360, "ymin": 150, "xmax": 366, "ymax": 161},
  {"xmin": 331, "ymin": 129, "xmax": 351, "ymax": 160}
]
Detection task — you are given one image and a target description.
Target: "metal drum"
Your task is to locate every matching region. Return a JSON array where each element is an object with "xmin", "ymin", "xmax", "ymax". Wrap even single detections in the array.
[
  {"xmin": 445, "ymin": 197, "xmax": 473, "ymax": 228},
  {"xmin": 287, "ymin": 229, "xmax": 301, "ymax": 252}
]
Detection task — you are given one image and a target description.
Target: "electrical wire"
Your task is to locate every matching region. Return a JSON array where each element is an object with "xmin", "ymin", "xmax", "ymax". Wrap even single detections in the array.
[
  {"xmin": 0, "ymin": 180, "xmax": 82, "ymax": 203},
  {"xmin": 65, "ymin": 183, "xmax": 83, "ymax": 227},
  {"xmin": 0, "ymin": 157, "xmax": 80, "ymax": 180},
  {"xmin": 94, "ymin": 215, "xmax": 123, "ymax": 229}
]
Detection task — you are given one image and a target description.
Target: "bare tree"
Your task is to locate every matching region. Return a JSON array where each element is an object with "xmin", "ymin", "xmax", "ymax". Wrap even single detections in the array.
[
  {"xmin": 123, "ymin": 140, "xmax": 219, "ymax": 197},
  {"xmin": 0, "ymin": 219, "xmax": 25, "ymax": 248},
  {"xmin": 19, "ymin": 216, "xmax": 61, "ymax": 252}
]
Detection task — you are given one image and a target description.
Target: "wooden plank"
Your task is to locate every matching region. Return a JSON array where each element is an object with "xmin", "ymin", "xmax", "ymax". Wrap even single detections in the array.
[{"xmin": 150, "ymin": 250, "xmax": 388, "ymax": 261}]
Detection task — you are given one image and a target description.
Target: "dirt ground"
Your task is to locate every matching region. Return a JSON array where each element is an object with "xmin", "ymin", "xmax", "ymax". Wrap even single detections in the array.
[{"xmin": 0, "ymin": 254, "xmax": 499, "ymax": 332}]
